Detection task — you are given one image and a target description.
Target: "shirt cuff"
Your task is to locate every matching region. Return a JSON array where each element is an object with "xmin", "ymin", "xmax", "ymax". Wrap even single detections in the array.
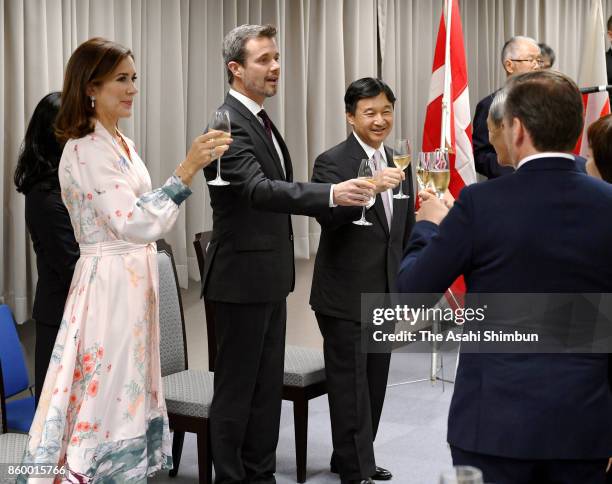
[
  {"xmin": 161, "ymin": 175, "xmax": 193, "ymax": 206},
  {"xmin": 329, "ymin": 184, "xmax": 337, "ymax": 207}
]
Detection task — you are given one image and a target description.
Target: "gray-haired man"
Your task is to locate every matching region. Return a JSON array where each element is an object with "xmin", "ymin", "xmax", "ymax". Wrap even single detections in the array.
[{"xmin": 473, "ymin": 36, "xmax": 540, "ymax": 179}]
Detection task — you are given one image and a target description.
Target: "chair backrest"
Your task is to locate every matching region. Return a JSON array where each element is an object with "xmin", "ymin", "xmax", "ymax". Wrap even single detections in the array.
[
  {"xmin": 0, "ymin": 360, "xmax": 6, "ymax": 434},
  {"xmin": 0, "ymin": 305, "xmax": 30, "ymax": 397},
  {"xmin": 156, "ymin": 247, "xmax": 188, "ymax": 377},
  {"xmin": 193, "ymin": 232, "xmax": 217, "ymax": 371}
]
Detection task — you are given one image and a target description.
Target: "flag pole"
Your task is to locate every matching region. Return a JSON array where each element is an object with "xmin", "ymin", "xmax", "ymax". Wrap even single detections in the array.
[
  {"xmin": 440, "ymin": 0, "xmax": 453, "ymax": 153},
  {"xmin": 432, "ymin": 0, "xmax": 454, "ymax": 384}
]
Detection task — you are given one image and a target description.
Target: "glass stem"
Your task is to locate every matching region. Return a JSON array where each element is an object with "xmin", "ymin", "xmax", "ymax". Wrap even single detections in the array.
[{"xmin": 216, "ymin": 155, "xmax": 222, "ymax": 179}]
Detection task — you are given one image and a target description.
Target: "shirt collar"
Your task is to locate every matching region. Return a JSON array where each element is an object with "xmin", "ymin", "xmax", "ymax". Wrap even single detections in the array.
[
  {"xmin": 352, "ymin": 132, "xmax": 387, "ymax": 164},
  {"xmin": 229, "ymin": 88, "xmax": 264, "ymax": 117},
  {"xmin": 516, "ymin": 152, "xmax": 575, "ymax": 169}
]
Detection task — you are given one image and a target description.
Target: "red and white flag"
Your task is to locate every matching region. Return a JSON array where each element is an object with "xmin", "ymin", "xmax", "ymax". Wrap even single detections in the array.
[
  {"xmin": 422, "ymin": 0, "xmax": 477, "ymax": 195},
  {"xmin": 575, "ymin": 0, "xmax": 611, "ymax": 156},
  {"xmin": 422, "ymin": 0, "xmax": 476, "ymax": 306}
]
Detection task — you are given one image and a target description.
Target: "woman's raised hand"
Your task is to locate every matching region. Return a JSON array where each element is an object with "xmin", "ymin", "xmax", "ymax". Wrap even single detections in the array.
[{"xmin": 176, "ymin": 130, "xmax": 233, "ymax": 185}]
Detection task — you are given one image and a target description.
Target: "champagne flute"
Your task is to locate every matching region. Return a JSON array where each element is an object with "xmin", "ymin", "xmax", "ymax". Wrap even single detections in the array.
[
  {"xmin": 393, "ymin": 139, "xmax": 411, "ymax": 199},
  {"xmin": 207, "ymin": 110, "xmax": 231, "ymax": 186},
  {"xmin": 439, "ymin": 466, "xmax": 484, "ymax": 484},
  {"xmin": 430, "ymin": 149, "xmax": 450, "ymax": 199},
  {"xmin": 352, "ymin": 159, "xmax": 376, "ymax": 226},
  {"xmin": 416, "ymin": 152, "xmax": 432, "ymax": 191}
]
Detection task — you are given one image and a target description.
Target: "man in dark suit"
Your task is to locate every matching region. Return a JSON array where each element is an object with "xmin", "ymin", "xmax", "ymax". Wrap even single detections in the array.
[
  {"xmin": 397, "ymin": 70, "xmax": 612, "ymax": 483},
  {"xmin": 310, "ymin": 78, "xmax": 415, "ymax": 484},
  {"xmin": 203, "ymin": 25, "xmax": 375, "ymax": 484},
  {"xmin": 473, "ymin": 36, "xmax": 540, "ymax": 179},
  {"xmin": 607, "ymin": 16, "xmax": 612, "ymax": 103}
]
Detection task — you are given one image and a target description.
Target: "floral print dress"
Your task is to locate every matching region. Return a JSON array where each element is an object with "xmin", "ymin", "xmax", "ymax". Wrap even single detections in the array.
[{"xmin": 20, "ymin": 121, "xmax": 191, "ymax": 483}]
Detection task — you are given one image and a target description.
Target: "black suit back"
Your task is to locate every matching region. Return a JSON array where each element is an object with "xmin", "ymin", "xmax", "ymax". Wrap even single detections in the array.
[{"xmin": 25, "ymin": 179, "xmax": 79, "ymax": 326}]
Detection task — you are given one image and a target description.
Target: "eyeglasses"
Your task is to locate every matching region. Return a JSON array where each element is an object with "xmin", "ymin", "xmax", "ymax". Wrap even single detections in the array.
[{"xmin": 510, "ymin": 57, "xmax": 540, "ymax": 64}]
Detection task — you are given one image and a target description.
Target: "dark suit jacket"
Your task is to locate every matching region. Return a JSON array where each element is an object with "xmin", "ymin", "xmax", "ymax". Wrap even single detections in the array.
[
  {"xmin": 397, "ymin": 156, "xmax": 612, "ymax": 459},
  {"xmin": 25, "ymin": 178, "xmax": 79, "ymax": 327},
  {"xmin": 607, "ymin": 48, "xmax": 612, "ymax": 103},
  {"xmin": 472, "ymin": 92, "xmax": 514, "ymax": 179},
  {"xmin": 309, "ymin": 134, "xmax": 415, "ymax": 322},
  {"xmin": 202, "ymin": 93, "xmax": 330, "ymax": 304},
  {"xmin": 575, "ymin": 154, "xmax": 587, "ymax": 173}
]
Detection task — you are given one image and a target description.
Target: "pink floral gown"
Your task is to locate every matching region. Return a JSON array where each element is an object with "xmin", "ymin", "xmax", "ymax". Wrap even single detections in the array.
[{"xmin": 20, "ymin": 121, "xmax": 192, "ymax": 482}]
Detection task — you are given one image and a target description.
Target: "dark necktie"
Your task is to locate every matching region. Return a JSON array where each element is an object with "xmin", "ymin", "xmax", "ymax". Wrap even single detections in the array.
[{"xmin": 257, "ymin": 109, "xmax": 274, "ymax": 143}]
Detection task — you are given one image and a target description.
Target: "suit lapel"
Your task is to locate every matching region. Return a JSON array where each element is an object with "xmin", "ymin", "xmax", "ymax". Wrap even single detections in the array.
[
  {"xmin": 225, "ymin": 95, "xmax": 286, "ymax": 180},
  {"xmin": 347, "ymin": 134, "xmax": 390, "ymax": 236}
]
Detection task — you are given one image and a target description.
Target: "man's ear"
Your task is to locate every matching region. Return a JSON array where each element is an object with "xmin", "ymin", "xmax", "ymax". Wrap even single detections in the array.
[
  {"xmin": 512, "ymin": 117, "xmax": 526, "ymax": 148},
  {"xmin": 503, "ymin": 59, "xmax": 514, "ymax": 75},
  {"xmin": 228, "ymin": 61, "xmax": 242, "ymax": 81},
  {"xmin": 346, "ymin": 112, "xmax": 355, "ymax": 127}
]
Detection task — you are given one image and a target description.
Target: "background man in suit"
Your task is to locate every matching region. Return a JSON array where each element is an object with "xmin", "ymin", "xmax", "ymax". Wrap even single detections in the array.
[
  {"xmin": 537, "ymin": 42, "xmax": 556, "ymax": 69},
  {"xmin": 472, "ymin": 36, "xmax": 540, "ymax": 179},
  {"xmin": 203, "ymin": 24, "xmax": 375, "ymax": 484},
  {"xmin": 607, "ymin": 16, "xmax": 612, "ymax": 103},
  {"xmin": 397, "ymin": 70, "xmax": 612, "ymax": 484},
  {"xmin": 310, "ymin": 78, "xmax": 415, "ymax": 484}
]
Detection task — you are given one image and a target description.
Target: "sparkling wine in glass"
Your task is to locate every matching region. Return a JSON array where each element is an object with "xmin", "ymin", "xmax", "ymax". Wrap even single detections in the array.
[
  {"xmin": 207, "ymin": 110, "xmax": 231, "ymax": 186},
  {"xmin": 393, "ymin": 139, "xmax": 411, "ymax": 199},
  {"xmin": 439, "ymin": 466, "xmax": 484, "ymax": 484},
  {"xmin": 431, "ymin": 150, "xmax": 450, "ymax": 199},
  {"xmin": 352, "ymin": 159, "xmax": 376, "ymax": 226},
  {"xmin": 416, "ymin": 152, "xmax": 432, "ymax": 191}
]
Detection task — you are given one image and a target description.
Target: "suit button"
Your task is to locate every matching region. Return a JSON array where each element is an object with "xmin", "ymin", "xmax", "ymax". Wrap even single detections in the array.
[{"xmin": 290, "ymin": 234, "xmax": 294, "ymax": 241}]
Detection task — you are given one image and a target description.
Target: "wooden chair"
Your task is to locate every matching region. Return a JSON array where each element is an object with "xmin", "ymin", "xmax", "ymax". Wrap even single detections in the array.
[
  {"xmin": 193, "ymin": 232, "xmax": 327, "ymax": 483},
  {"xmin": 157, "ymin": 241, "xmax": 214, "ymax": 483}
]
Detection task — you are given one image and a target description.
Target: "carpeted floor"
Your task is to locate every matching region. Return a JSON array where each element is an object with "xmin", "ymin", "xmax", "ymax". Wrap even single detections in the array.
[
  {"xmin": 151, "ymin": 350, "xmax": 456, "ymax": 484},
  {"xmin": 151, "ymin": 259, "xmax": 457, "ymax": 483}
]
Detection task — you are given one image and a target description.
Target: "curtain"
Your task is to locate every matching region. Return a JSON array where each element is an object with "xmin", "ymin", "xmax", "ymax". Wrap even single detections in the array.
[
  {"xmin": 1, "ymin": 0, "xmax": 377, "ymax": 322},
  {"xmin": 2, "ymin": 0, "xmax": 611, "ymax": 322}
]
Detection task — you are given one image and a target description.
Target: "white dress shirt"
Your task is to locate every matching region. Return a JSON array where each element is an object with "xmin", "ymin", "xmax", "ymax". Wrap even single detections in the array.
[{"xmin": 516, "ymin": 152, "xmax": 575, "ymax": 169}]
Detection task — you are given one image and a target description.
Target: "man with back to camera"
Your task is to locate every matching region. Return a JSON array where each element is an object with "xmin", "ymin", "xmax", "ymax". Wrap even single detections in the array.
[
  {"xmin": 397, "ymin": 70, "xmax": 612, "ymax": 484},
  {"xmin": 202, "ymin": 24, "xmax": 375, "ymax": 484},
  {"xmin": 472, "ymin": 36, "xmax": 540, "ymax": 179},
  {"xmin": 310, "ymin": 78, "xmax": 415, "ymax": 484},
  {"xmin": 607, "ymin": 16, "xmax": 612, "ymax": 103}
]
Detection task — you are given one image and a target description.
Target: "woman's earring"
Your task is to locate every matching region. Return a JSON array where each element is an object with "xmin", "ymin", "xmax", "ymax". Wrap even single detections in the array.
[{"xmin": 90, "ymin": 96, "xmax": 95, "ymax": 108}]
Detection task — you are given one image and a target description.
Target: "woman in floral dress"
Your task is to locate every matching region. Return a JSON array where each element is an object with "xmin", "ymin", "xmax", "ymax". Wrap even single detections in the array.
[{"xmin": 20, "ymin": 37, "xmax": 231, "ymax": 482}]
